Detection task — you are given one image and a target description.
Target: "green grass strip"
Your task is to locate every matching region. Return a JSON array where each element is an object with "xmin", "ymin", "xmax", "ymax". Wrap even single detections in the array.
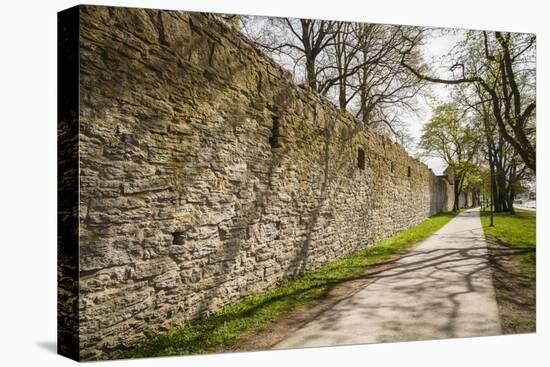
[
  {"xmin": 480, "ymin": 208, "xmax": 536, "ymax": 277},
  {"xmin": 122, "ymin": 211, "xmax": 457, "ymax": 358}
]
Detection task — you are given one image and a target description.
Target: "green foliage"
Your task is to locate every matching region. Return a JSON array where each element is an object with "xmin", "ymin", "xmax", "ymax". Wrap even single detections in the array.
[
  {"xmin": 121, "ymin": 211, "xmax": 457, "ymax": 359},
  {"xmin": 420, "ymin": 103, "xmax": 483, "ymax": 198},
  {"xmin": 462, "ymin": 163, "xmax": 484, "ymax": 191},
  {"xmin": 420, "ymin": 103, "xmax": 480, "ymax": 165},
  {"xmin": 481, "ymin": 209, "xmax": 536, "ymax": 277}
]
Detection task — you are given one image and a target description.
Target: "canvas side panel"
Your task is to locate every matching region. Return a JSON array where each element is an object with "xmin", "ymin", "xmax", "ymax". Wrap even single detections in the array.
[{"xmin": 57, "ymin": 5, "xmax": 80, "ymax": 362}]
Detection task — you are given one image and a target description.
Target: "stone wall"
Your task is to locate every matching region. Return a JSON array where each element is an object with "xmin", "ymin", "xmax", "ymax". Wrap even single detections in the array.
[
  {"xmin": 64, "ymin": 5, "xmax": 453, "ymax": 360},
  {"xmin": 57, "ymin": 6, "xmax": 80, "ymax": 361}
]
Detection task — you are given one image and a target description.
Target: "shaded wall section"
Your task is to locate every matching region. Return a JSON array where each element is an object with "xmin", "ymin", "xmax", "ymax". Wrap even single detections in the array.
[
  {"xmin": 57, "ymin": 5, "xmax": 80, "ymax": 362},
  {"xmin": 70, "ymin": 5, "xmax": 454, "ymax": 359}
]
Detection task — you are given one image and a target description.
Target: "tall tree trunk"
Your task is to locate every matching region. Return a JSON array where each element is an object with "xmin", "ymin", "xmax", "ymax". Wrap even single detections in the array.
[
  {"xmin": 496, "ymin": 165, "xmax": 511, "ymax": 212},
  {"xmin": 306, "ymin": 56, "xmax": 316, "ymax": 90},
  {"xmin": 359, "ymin": 50, "xmax": 370, "ymax": 124},
  {"xmin": 453, "ymin": 174, "xmax": 465, "ymax": 211},
  {"xmin": 489, "ymin": 149, "xmax": 502, "ymax": 212},
  {"xmin": 338, "ymin": 81, "xmax": 346, "ymax": 109},
  {"xmin": 508, "ymin": 188, "xmax": 516, "ymax": 214},
  {"xmin": 508, "ymin": 164, "xmax": 516, "ymax": 214},
  {"xmin": 453, "ymin": 182, "xmax": 460, "ymax": 211}
]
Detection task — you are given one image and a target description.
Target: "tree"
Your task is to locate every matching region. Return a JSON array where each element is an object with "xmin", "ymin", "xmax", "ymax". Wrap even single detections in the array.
[
  {"xmin": 419, "ymin": 103, "xmax": 481, "ymax": 210},
  {"xmin": 352, "ymin": 25, "xmax": 427, "ymax": 140},
  {"xmin": 243, "ymin": 17, "xmax": 339, "ymax": 91},
  {"xmin": 450, "ymin": 66, "xmax": 532, "ymax": 213},
  {"xmin": 401, "ymin": 30, "xmax": 536, "ymax": 172}
]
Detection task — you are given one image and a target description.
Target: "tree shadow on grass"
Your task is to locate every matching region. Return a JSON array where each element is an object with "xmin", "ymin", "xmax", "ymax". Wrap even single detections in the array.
[{"xmin": 484, "ymin": 235, "xmax": 536, "ymax": 332}]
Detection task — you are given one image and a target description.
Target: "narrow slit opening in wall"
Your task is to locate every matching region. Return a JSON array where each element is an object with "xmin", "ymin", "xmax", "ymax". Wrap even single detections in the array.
[
  {"xmin": 407, "ymin": 166, "xmax": 411, "ymax": 177},
  {"xmin": 357, "ymin": 148, "xmax": 365, "ymax": 170},
  {"xmin": 390, "ymin": 161, "xmax": 395, "ymax": 173},
  {"xmin": 172, "ymin": 232, "xmax": 185, "ymax": 245},
  {"xmin": 269, "ymin": 116, "xmax": 280, "ymax": 149}
]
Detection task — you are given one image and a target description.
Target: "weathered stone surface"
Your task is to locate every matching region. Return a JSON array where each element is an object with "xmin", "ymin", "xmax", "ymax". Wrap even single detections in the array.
[{"xmin": 70, "ymin": 5, "xmax": 456, "ymax": 360}]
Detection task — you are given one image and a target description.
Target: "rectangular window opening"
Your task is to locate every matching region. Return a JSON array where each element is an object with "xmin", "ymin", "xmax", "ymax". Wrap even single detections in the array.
[
  {"xmin": 357, "ymin": 148, "xmax": 365, "ymax": 170},
  {"xmin": 269, "ymin": 116, "xmax": 280, "ymax": 149},
  {"xmin": 407, "ymin": 166, "xmax": 411, "ymax": 177}
]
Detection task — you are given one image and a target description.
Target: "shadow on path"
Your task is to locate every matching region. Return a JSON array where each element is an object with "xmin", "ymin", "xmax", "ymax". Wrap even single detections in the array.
[{"xmin": 275, "ymin": 209, "xmax": 503, "ymax": 348}]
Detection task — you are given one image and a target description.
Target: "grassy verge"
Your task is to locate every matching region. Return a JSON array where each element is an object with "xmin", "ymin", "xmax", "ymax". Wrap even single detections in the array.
[
  {"xmin": 480, "ymin": 208, "xmax": 536, "ymax": 277},
  {"xmin": 121, "ymin": 211, "xmax": 457, "ymax": 359},
  {"xmin": 480, "ymin": 208, "xmax": 536, "ymax": 333}
]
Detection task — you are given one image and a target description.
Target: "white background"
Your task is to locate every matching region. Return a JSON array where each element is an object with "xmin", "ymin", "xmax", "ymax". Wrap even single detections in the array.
[{"xmin": 0, "ymin": 0, "xmax": 547, "ymax": 366}]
